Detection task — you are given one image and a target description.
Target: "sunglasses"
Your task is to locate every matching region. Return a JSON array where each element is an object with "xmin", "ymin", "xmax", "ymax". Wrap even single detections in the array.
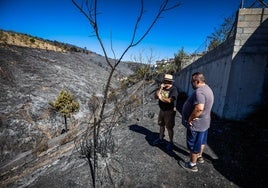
[{"xmin": 163, "ymin": 81, "xmax": 172, "ymax": 84}]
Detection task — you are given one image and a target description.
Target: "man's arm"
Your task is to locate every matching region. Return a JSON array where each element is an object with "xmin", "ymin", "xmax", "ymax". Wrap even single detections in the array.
[
  {"xmin": 188, "ymin": 103, "xmax": 204, "ymax": 124},
  {"xmin": 158, "ymin": 94, "xmax": 172, "ymax": 103}
]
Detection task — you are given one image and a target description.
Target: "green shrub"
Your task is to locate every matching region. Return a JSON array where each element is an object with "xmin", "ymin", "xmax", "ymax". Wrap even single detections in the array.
[
  {"xmin": 30, "ymin": 38, "xmax": 35, "ymax": 43},
  {"xmin": 50, "ymin": 89, "xmax": 80, "ymax": 132}
]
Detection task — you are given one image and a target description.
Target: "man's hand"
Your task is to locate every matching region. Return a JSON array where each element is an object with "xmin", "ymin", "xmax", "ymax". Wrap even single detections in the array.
[{"xmin": 188, "ymin": 118, "xmax": 199, "ymax": 126}]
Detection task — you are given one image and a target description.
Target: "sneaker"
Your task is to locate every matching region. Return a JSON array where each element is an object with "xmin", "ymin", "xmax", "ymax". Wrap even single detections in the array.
[
  {"xmin": 197, "ymin": 156, "xmax": 204, "ymax": 164},
  {"xmin": 179, "ymin": 160, "xmax": 198, "ymax": 172},
  {"xmin": 153, "ymin": 138, "xmax": 164, "ymax": 146},
  {"xmin": 166, "ymin": 142, "xmax": 174, "ymax": 150}
]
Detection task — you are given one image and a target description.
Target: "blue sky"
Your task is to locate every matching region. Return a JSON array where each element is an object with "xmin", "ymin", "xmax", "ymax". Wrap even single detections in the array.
[{"xmin": 0, "ymin": 0, "xmax": 245, "ymax": 62}]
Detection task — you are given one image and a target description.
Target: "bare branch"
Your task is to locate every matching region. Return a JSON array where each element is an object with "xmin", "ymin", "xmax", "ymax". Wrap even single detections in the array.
[
  {"xmin": 109, "ymin": 32, "xmax": 117, "ymax": 63},
  {"xmin": 72, "ymin": 0, "xmax": 181, "ymax": 186},
  {"xmin": 115, "ymin": 0, "xmax": 181, "ymax": 67},
  {"xmin": 71, "ymin": 0, "xmax": 95, "ymax": 27}
]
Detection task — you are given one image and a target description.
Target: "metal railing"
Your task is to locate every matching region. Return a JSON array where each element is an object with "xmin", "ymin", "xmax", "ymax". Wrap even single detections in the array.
[{"xmin": 240, "ymin": 0, "xmax": 268, "ymax": 8}]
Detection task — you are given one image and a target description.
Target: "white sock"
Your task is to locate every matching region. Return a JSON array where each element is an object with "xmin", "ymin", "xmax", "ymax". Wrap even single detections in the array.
[{"xmin": 190, "ymin": 162, "xmax": 196, "ymax": 166}]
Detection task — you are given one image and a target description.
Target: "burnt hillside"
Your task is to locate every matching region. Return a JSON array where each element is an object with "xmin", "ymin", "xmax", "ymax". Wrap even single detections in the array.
[{"xmin": 0, "ymin": 43, "xmax": 134, "ymax": 164}]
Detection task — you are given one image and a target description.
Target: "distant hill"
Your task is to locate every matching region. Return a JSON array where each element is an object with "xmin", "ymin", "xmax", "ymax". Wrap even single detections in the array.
[
  {"xmin": 0, "ymin": 29, "xmax": 93, "ymax": 53},
  {"xmin": 0, "ymin": 29, "xmax": 144, "ymax": 70}
]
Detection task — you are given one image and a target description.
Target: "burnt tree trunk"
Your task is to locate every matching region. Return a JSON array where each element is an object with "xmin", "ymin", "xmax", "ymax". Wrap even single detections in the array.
[{"xmin": 64, "ymin": 115, "xmax": 68, "ymax": 132}]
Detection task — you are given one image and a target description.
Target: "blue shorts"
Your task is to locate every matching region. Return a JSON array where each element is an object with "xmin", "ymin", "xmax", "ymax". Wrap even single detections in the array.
[{"xmin": 186, "ymin": 128, "xmax": 208, "ymax": 154}]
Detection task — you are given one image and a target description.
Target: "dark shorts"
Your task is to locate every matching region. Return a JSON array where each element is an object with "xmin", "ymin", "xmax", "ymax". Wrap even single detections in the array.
[
  {"xmin": 186, "ymin": 128, "xmax": 208, "ymax": 153},
  {"xmin": 158, "ymin": 109, "xmax": 176, "ymax": 129}
]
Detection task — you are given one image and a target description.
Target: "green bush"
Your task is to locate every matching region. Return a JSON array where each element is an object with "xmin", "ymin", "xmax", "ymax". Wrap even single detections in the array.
[
  {"xmin": 50, "ymin": 89, "xmax": 80, "ymax": 132},
  {"xmin": 30, "ymin": 38, "xmax": 35, "ymax": 43}
]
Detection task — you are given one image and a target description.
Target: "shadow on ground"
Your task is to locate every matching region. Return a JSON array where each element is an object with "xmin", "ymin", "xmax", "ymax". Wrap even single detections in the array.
[
  {"xmin": 207, "ymin": 116, "xmax": 267, "ymax": 187},
  {"xmin": 129, "ymin": 124, "xmax": 189, "ymax": 162},
  {"xmin": 129, "ymin": 111, "xmax": 267, "ymax": 187}
]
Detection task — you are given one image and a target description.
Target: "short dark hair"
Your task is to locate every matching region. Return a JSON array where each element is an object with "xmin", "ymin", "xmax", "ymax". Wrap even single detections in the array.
[{"xmin": 192, "ymin": 72, "xmax": 205, "ymax": 83}]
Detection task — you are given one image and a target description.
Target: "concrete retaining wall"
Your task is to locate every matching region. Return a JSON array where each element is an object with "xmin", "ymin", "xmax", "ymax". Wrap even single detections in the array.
[{"xmin": 174, "ymin": 8, "xmax": 268, "ymax": 120}]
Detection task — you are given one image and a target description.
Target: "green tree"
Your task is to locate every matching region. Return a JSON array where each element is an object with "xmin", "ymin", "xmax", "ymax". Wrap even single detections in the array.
[
  {"xmin": 51, "ymin": 89, "xmax": 80, "ymax": 132},
  {"xmin": 207, "ymin": 14, "xmax": 236, "ymax": 51},
  {"xmin": 174, "ymin": 47, "xmax": 187, "ymax": 72}
]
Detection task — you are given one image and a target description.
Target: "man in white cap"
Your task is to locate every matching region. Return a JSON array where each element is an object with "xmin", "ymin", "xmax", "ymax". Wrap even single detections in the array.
[{"xmin": 153, "ymin": 74, "xmax": 178, "ymax": 150}]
